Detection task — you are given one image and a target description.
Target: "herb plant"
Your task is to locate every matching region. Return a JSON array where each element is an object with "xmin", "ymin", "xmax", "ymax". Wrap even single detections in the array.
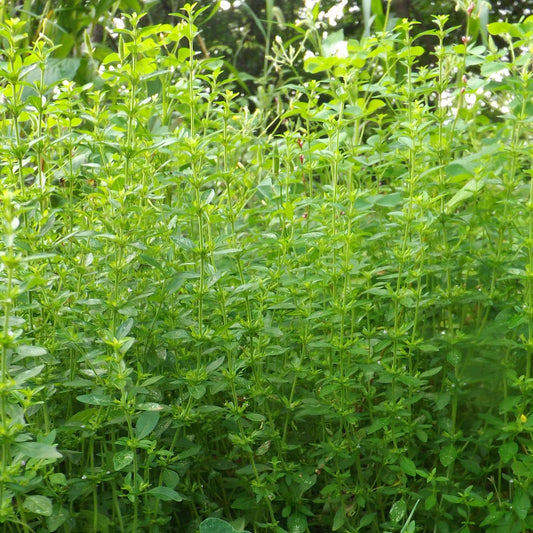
[{"xmin": 1, "ymin": 3, "xmax": 533, "ymax": 532}]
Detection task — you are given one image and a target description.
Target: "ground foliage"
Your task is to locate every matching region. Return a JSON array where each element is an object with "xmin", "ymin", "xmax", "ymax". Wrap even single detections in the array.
[{"xmin": 1, "ymin": 2, "xmax": 533, "ymax": 533}]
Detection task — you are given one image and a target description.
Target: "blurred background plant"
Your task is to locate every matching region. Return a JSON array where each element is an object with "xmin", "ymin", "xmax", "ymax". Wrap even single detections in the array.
[{"xmin": 2, "ymin": 0, "xmax": 531, "ymax": 86}]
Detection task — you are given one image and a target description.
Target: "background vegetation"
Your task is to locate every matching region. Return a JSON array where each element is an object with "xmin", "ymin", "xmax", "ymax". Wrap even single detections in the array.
[{"xmin": 1, "ymin": 1, "xmax": 533, "ymax": 532}]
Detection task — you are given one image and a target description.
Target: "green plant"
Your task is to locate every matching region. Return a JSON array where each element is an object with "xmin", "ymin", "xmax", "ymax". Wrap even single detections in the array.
[{"xmin": 2, "ymin": 3, "xmax": 533, "ymax": 533}]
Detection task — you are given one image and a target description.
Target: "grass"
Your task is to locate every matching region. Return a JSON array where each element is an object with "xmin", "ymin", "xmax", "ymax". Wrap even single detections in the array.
[{"xmin": 1, "ymin": 4, "xmax": 533, "ymax": 533}]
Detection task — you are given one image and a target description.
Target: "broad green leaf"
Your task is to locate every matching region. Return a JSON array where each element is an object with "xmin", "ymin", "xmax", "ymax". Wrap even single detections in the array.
[
  {"xmin": 365, "ymin": 98, "xmax": 385, "ymax": 114},
  {"xmin": 499, "ymin": 396, "xmax": 521, "ymax": 413},
  {"xmin": 288, "ymin": 513, "xmax": 307, "ymax": 533},
  {"xmin": 304, "ymin": 55, "xmax": 342, "ymax": 73},
  {"xmin": 162, "ymin": 469, "xmax": 180, "ymax": 489},
  {"xmin": 206, "ymin": 355, "xmax": 225, "ymax": 373},
  {"xmin": 136, "ymin": 410, "xmax": 160, "ymax": 440},
  {"xmin": 499, "ymin": 441, "xmax": 518, "ymax": 463},
  {"xmin": 435, "ymin": 392, "xmax": 451, "ymax": 410},
  {"xmin": 148, "ymin": 486, "xmax": 183, "ymax": 502},
  {"xmin": 425, "ymin": 492, "xmax": 437, "ymax": 511},
  {"xmin": 374, "ymin": 192, "xmax": 403, "ymax": 207},
  {"xmin": 481, "ymin": 61, "xmax": 509, "ymax": 76},
  {"xmin": 371, "ymin": 0, "xmax": 383, "ymax": 15},
  {"xmin": 322, "ymin": 30, "xmax": 345, "ymax": 58},
  {"xmin": 403, "ymin": 522, "xmax": 416, "ymax": 533},
  {"xmin": 256, "ymin": 440, "xmax": 271, "ymax": 456},
  {"xmin": 446, "ymin": 178, "xmax": 486, "ymax": 212},
  {"xmin": 76, "ymin": 393, "xmax": 114, "ymax": 406},
  {"xmin": 513, "ymin": 489, "xmax": 530, "ymax": 520},
  {"xmin": 48, "ymin": 473, "xmax": 67, "ymax": 486},
  {"xmin": 23, "ymin": 495, "xmax": 53, "ymax": 516},
  {"xmin": 360, "ymin": 513, "xmax": 376, "ymax": 527},
  {"xmin": 390, "ymin": 499, "xmax": 406, "ymax": 523},
  {"xmin": 398, "ymin": 136, "xmax": 414, "ymax": 149},
  {"xmin": 17, "ymin": 442, "xmax": 62, "ymax": 459},
  {"xmin": 245, "ymin": 413, "xmax": 265, "ymax": 422},
  {"xmin": 15, "ymin": 345, "xmax": 47, "ymax": 358},
  {"xmin": 199, "ymin": 517, "xmax": 251, "ymax": 533},
  {"xmin": 189, "ymin": 384, "xmax": 206, "ymax": 399},
  {"xmin": 420, "ymin": 366, "xmax": 442, "ymax": 378},
  {"xmin": 440, "ymin": 445, "xmax": 457, "ymax": 467},
  {"xmin": 46, "ymin": 505, "xmax": 69, "ymax": 532},
  {"xmin": 113, "ymin": 450, "xmax": 134, "ymax": 471},
  {"xmin": 399, "ymin": 457, "xmax": 417, "ymax": 477},
  {"xmin": 116, "ymin": 317, "xmax": 134, "ymax": 339},
  {"xmin": 416, "ymin": 429, "xmax": 428, "ymax": 442},
  {"xmin": 163, "ymin": 329, "xmax": 191, "ymax": 340},
  {"xmin": 446, "ymin": 350, "xmax": 462, "ymax": 367},
  {"xmin": 15, "ymin": 365, "xmax": 45, "ymax": 384},
  {"xmin": 487, "ymin": 21, "xmax": 521, "ymax": 37},
  {"xmin": 137, "ymin": 402, "xmax": 166, "ymax": 411}
]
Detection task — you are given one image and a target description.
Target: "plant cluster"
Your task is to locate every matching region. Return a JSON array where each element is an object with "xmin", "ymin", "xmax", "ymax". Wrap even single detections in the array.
[{"xmin": 1, "ymin": 3, "xmax": 533, "ymax": 533}]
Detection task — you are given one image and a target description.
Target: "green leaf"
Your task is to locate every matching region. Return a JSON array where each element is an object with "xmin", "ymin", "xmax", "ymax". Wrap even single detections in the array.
[
  {"xmin": 499, "ymin": 395, "xmax": 521, "ymax": 414},
  {"xmin": 365, "ymin": 98, "xmax": 385, "ymax": 114},
  {"xmin": 322, "ymin": 30, "xmax": 345, "ymax": 58},
  {"xmin": 15, "ymin": 345, "xmax": 48, "ymax": 359},
  {"xmin": 17, "ymin": 442, "xmax": 62, "ymax": 459},
  {"xmin": 245, "ymin": 413, "xmax": 265, "ymax": 422},
  {"xmin": 46, "ymin": 505, "xmax": 69, "ymax": 532},
  {"xmin": 416, "ymin": 429, "xmax": 428, "ymax": 443},
  {"xmin": 446, "ymin": 350, "xmax": 462, "ymax": 368},
  {"xmin": 48, "ymin": 473, "xmax": 67, "ymax": 486},
  {"xmin": 359, "ymin": 513, "xmax": 376, "ymax": 527},
  {"xmin": 23, "ymin": 495, "xmax": 53, "ymax": 516},
  {"xmin": 24, "ymin": 58, "xmax": 81, "ymax": 98},
  {"xmin": 425, "ymin": 493, "xmax": 437, "ymax": 511},
  {"xmin": 113, "ymin": 450, "xmax": 134, "ymax": 471},
  {"xmin": 256, "ymin": 440, "xmax": 271, "ymax": 456},
  {"xmin": 487, "ymin": 21, "xmax": 521, "ymax": 37},
  {"xmin": 398, "ymin": 136, "xmax": 414, "ymax": 149},
  {"xmin": 199, "ymin": 517, "xmax": 251, "ymax": 533},
  {"xmin": 439, "ymin": 445, "xmax": 457, "ymax": 467},
  {"xmin": 162, "ymin": 469, "xmax": 180, "ymax": 489},
  {"xmin": 435, "ymin": 392, "xmax": 451, "ymax": 410},
  {"xmin": 499, "ymin": 441, "xmax": 518, "ymax": 463},
  {"xmin": 136, "ymin": 410, "xmax": 160, "ymax": 440},
  {"xmin": 481, "ymin": 61, "xmax": 509, "ymax": 77},
  {"xmin": 419, "ymin": 366, "xmax": 442, "ymax": 378},
  {"xmin": 116, "ymin": 318, "xmax": 134, "ymax": 339},
  {"xmin": 446, "ymin": 178, "xmax": 486, "ymax": 212},
  {"xmin": 206, "ymin": 355, "xmax": 225, "ymax": 373},
  {"xmin": 409, "ymin": 46, "xmax": 425, "ymax": 57},
  {"xmin": 148, "ymin": 486, "xmax": 183, "ymax": 502},
  {"xmin": 513, "ymin": 489, "xmax": 530, "ymax": 520},
  {"xmin": 189, "ymin": 383, "xmax": 206, "ymax": 399},
  {"xmin": 332, "ymin": 505, "xmax": 345, "ymax": 531},
  {"xmin": 15, "ymin": 365, "xmax": 45, "ymax": 385},
  {"xmin": 399, "ymin": 457, "xmax": 417, "ymax": 477},
  {"xmin": 288, "ymin": 513, "xmax": 307, "ymax": 533},
  {"xmin": 76, "ymin": 393, "xmax": 114, "ymax": 406},
  {"xmin": 374, "ymin": 192, "xmax": 403, "ymax": 207},
  {"xmin": 390, "ymin": 499, "xmax": 407, "ymax": 523},
  {"xmin": 304, "ymin": 55, "xmax": 341, "ymax": 74}
]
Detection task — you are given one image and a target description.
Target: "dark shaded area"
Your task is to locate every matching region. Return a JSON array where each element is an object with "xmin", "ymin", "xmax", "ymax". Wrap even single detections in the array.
[{"xmin": 143, "ymin": 0, "xmax": 532, "ymax": 81}]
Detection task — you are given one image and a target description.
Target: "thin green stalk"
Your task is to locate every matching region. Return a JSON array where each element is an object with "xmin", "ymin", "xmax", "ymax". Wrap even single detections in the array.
[
  {"xmin": 0, "ymin": 193, "xmax": 17, "ymax": 525},
  {"xmin": 526, "ymin": 167, "xmax": 533, "ymax": 379}
]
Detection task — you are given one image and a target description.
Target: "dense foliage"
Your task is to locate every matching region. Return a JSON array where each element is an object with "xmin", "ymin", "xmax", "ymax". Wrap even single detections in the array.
[
  {"xmin": 3, "ymin": 0, "xmax": 533, "ymax": 81},
  {"xmin": 2, "ymin": 2, "xmax": 533, "ymax": 533}
]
